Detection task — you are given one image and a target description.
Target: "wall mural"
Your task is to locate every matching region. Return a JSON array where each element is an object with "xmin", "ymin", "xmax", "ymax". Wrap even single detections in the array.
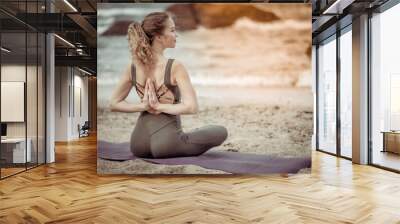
[{"xmin": 97, "ymin": 3, "xmax": 313, "ymax": 174}]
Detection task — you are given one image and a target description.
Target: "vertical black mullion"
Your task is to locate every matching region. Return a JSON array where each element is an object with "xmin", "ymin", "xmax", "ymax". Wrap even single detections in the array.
[
  {"xmin": 316, "ymin": 44, "xmax": 320, "ymax": 151},
  {"xmin": 25, "ymin": 0, "xmax": 28, "ymax": 171},
  {"xmin": 44, "ymin": 33, "xmax": 47, "ymax": 164},
  {"xmin": 367, "ymin": 11, "xmax": 373, "ymax": 165},
  {"xmin": 336, "ymin": 27, "xmax": 341, "ymax": 157},
  {"xmin": 36, "ymin": 0, "xmax": 39, "ymax": 167},
  {"xmin": 44, "ymin": 35, "xmax": 47, "ymax": 164},
  {"xmin": 44, "ymin": 0, "xmax": 47, "ymax": 164}
]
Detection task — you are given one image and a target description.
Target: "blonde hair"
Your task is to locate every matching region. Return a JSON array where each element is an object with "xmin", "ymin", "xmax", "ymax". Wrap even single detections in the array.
[{"xmin": 127, "ymin": 12, "xmax": 171, "ymax": 71}]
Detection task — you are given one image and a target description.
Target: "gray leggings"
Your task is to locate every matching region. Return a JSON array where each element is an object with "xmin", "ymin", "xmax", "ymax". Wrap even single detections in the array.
[{"xmin": 130, "ymin": 112, "xmax": 228, "ymax": 158}]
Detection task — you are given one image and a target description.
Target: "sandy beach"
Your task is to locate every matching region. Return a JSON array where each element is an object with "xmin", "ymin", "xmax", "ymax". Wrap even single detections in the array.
[
  {"xmin": 97, "ymin": 86, "xmax": 313, "ymax": 174},
  {"xmin": 97, "ymin": 4, "xmax": 312, "ymax": 174}
]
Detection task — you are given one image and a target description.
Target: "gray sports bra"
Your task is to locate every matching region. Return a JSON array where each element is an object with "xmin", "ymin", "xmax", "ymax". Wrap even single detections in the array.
[{"xmin": 131, "ymin": 58, "xmax": 181, "ymax": 104}]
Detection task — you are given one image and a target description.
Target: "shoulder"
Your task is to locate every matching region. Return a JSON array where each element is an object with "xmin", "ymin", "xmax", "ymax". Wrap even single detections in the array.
[
  {"xmin": 122, "ymin": 63, "xmax": 134, "ymax": 82},
  {"xmin": 170, "ymin": 59, "xmax": 188, "ymax": 77}
]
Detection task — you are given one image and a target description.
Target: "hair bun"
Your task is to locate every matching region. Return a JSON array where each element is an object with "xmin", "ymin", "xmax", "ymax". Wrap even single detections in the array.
[
  {"xmin": 127, "ymin": 12, "xmax": 170, "ymax": 68},
  {"xmin": 140, "ymin": 22, "xmax": 150, "ymax": 39}
]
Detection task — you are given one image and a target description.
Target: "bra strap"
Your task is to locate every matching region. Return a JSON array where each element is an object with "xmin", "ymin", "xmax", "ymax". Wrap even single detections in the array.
[
  {"xmin": 164, "ymin": 58, "xmax": 174, "ymax": 88},
  {"xmin": 174, "ymin": 88, "xmax": 180, "ymax": 104},
  {"xmin": 164, "ymin": 58, "xmax": 179, "ymax": 103}
]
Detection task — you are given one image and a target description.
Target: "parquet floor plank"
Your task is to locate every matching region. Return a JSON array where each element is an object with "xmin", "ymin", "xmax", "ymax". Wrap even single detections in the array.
[{"xmin": 0, "ymin": 134, "xmax": 399, "ymax": 223}]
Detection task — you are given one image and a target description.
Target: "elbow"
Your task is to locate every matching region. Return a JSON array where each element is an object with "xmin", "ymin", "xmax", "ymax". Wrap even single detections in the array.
[
  {"xmin": 109, "ymin": 101, "xmax": 117, "ymax": 112},
  {"xmin": 188, "ymin": 104, "xmax": 198, "ymax": 114}
]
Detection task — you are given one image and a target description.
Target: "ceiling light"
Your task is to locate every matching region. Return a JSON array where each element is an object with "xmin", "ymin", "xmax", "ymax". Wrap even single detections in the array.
[
  {"xmin": 76, "ymin": 48, "xmax": 85, "ymax": 55},
  {"xmin": 322, "ymin": 0, "xmax": 355, "ymax": 15},
  {"xmin": 63, "ymin": 0, "xmax": 78, "ymax": 12},
  {"xmin": 1, "ymin": 47, "xmax": 11, "ymax": 53},
  {"xmin": 78, "ymin": 67, "xmax": 92, "ymax": 76},
  {"xmin": 54, "ymin": 34, "xmax": 75, "ymax": 48}
]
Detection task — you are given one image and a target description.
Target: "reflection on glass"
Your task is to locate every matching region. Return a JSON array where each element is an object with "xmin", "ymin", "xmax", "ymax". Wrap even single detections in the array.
[
  {"xmin": 318, "ymin": 36, "xmax": 337, "ymax": 154},
  {"xmin": 371, "ymin": 3, "xmax": 400, "ymax": 171},
  {"xmin": 1, "ymin": 31, "xmax": 27, "ymax": 177},
  {"xmin": 340, "ymin": 28, "xmax": 352, "ymax": 158},
  {"xmin": 0, "ymin": 1, "xmax": 47, "ymax": 179},
  {"xmin": 390, "ymin": 75, "xmax": 400, "ymax": 131},
  {"xmin": 27, "ymin": 31, "xmax": 38, "ymax": 169}
]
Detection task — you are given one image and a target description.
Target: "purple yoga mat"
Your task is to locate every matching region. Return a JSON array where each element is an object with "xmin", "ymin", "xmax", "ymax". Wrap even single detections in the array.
[{"xmin": 97, "ymin": 141, "xmax": 311, "ymax": 174}]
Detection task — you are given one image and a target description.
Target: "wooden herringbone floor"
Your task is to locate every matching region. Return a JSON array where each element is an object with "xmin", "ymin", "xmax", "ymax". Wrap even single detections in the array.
[{"xmin": 1, "ymin": 134, "xmax": 400, "ymax": 224}]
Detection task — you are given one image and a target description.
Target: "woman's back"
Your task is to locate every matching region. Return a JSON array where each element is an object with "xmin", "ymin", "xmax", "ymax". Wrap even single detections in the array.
[
  {"xmin": 131, "ymin": 58, "xmax": 179, "ymax": 104},
  {"xmin": 130, "ymin": 60, "xmax": 228, "ymax": 158}
]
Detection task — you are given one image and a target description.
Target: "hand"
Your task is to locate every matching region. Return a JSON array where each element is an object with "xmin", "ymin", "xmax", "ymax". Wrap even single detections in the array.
[
  {"xmin": 148, "ymin": 78, "xmax": 160, "ymax": 110},
  {"xmin": 141, "ymin": 78, "xmax": 151, "ymax": 110},
  {"xmin": 147, "ymin": 78, "xmax": 162, "ymax": 114}
]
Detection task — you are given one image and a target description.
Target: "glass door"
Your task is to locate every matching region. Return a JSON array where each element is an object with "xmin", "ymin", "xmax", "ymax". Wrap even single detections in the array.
[
  {"xmin": 339, "ymin": 26, "xmax": 352, "ymax": 158},
  {"xmin": 1, "ymin": 30, "xmax": 28, "ymax": 178},
  {"xmin": 370, "ymin": 3, "xmax": 400, "ymax": 171},
  {"xmin": 317, "ymin": 35, "xmax": 337, "ymax": 154},
  {"xmin": 0, "ymin": 1, "xmax": 46, "ymax": 179}
]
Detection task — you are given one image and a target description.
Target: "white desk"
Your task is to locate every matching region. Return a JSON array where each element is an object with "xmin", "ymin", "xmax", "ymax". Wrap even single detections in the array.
[{"xmin": 1, "ymin": 138, "xmax": 31, "ymax": 163}]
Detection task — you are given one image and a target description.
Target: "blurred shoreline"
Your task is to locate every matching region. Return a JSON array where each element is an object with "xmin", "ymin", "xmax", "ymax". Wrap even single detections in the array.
[{"xmin": 98, "ymin": 85, "xmax": 312, "ymax": 109}]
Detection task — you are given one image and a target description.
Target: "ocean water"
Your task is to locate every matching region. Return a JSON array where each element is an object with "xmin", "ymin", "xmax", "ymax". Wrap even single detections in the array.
[
  {"xmin": 97, "ymin": 5, "xmax": 312, "ymax": 106},
  {"xmin": 97, "ymin": 4, "xmax": 171, "ymax": 34}
]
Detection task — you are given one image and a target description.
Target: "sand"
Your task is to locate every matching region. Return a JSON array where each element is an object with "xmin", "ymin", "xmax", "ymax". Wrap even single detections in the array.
[
  {"xmin": 97, "ymin": 8, "xmax": 313, "ymax": 174},
  {"xmin": 97, "ymin": 86, "xmax": 313, "ymax": 174}
]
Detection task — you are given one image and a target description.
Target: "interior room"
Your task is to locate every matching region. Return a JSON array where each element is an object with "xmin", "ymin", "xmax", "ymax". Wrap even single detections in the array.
[
  {"xmin": 370, "ymin": 2, "xmax": 400, "ymax": 171},
  {"xmin": 0, "ymin": 0, "xmax": 97, "ymax": 179},
  {"xmin": 0, "ymin": 13, "xmax": 46, "ymax": 178},
  {"xmin": 0, "ymin": 0, "xmax": 399, "ymax": 223}
]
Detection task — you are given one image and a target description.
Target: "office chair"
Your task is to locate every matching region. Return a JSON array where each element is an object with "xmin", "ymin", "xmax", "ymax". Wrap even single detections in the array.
[{"xmin": 78, "ymin": 121, "xmax": 90, "ymax": 138}]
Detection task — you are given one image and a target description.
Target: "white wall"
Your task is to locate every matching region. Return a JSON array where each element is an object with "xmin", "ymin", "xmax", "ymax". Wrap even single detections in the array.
[
  {"xmin": 55, "ymin": 66, "xmax": 69, "ymax": 141},
  {"xmin": 54, "ymin": 67, "xmax": 89, "ymax": 141},
  {"xmin": 1, "ymin": 65, "xmax": 26, "ymax": 132},
  {"xmin": 1, "ymin": 64, "xmax": 46, "ymax": 164},
  {"xmin": 71, "ymin": 73, "xmax": 89, "ymax": 138}
]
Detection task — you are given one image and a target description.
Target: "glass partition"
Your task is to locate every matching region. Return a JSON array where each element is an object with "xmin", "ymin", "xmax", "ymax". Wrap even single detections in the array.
[
  {"xmin": 1, "ymin": 30, "xmax": 28, "ymax": 178},
  {"xmin": 0, "ymin": 1, "xmax": 46, "ymax": 179},
  {"xmin": 339, "ymin": 27, "xmax": 352, "ymax": 158},
  {"xmin": 371, "ymin": 3, "xmax": 400, "ymax": 171},
  {"xmin": 27, "ymin": 30, "xmax": 38, "ymax": 169},
  {"xmin": 317, "ymin": 35, "xmax": 337, "ymax": 154}
]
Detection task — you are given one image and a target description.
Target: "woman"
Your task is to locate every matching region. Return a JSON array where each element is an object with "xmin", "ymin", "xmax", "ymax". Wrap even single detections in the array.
[{"xmin": 109, "ymin": 12, "xmax": 228, "ymax": 159}]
